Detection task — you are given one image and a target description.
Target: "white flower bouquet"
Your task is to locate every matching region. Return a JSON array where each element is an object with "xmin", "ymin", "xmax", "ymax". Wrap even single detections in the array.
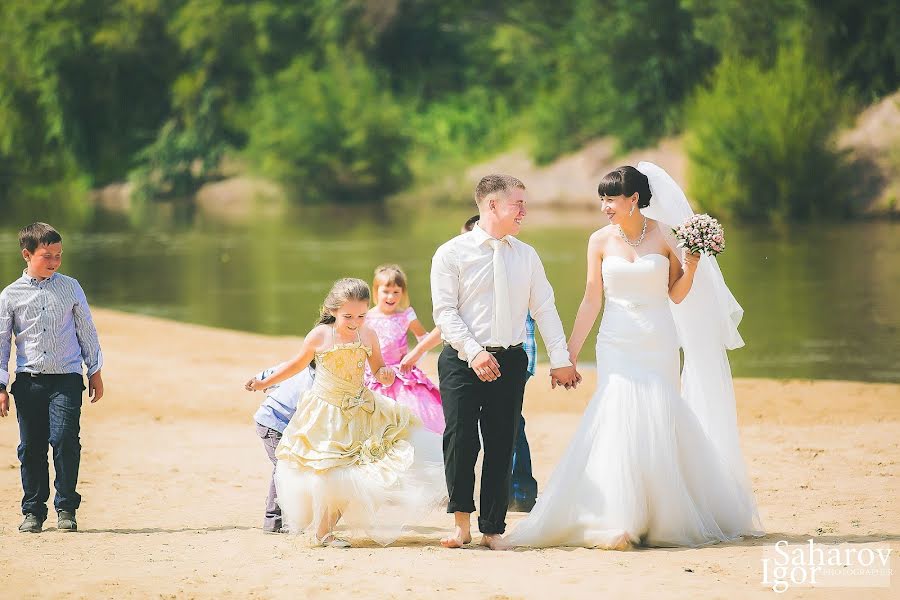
[{"xmin": 673, "ymin": 214, "xmax": 725, "ymax": 256}]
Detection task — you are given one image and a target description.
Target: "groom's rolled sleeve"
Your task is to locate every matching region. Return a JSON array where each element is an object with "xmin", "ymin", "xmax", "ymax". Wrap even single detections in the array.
[
  {"xmin": 528, "ymin": 250, "xmax": 572, "ymax": 369},
  {"xmin": 431, "ymin": 246, "xmax": 483, "ymax": 364}
]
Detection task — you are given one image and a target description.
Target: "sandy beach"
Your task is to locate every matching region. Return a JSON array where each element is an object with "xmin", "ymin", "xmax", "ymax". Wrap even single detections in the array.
[{"xmin": 0, "ymin": 308, "xmax": 897, "ymax": 599}]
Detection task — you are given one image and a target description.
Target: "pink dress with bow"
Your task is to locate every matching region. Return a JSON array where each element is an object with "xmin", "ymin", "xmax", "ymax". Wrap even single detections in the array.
[{"xmin": 364, "ymin": 307, "xmax": 444, "ymax": 433}]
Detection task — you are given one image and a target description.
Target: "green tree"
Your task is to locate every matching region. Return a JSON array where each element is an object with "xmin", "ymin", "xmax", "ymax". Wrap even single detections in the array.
[
  {"xmin": 685, "ymin": 46, "xmax": 849, "ymax": 222},
  {"xmin": 129, "ymin": 91, "xmax": 228, "ymax": 201},
  {"xmin": 494, "ymin": 0, "xmax": 716, "ymax": 161},
  {"xmin": 1, "ymin": 0, "xmax": 896, "ymax": 214},
  {"xmin": 0, "ymin": 0, "xmax": 181, "ymax": 189},
  {"xmin": 246, "ymin": 53, "xmax": 412, "ymax": 203},
  {"xmin": 807, "ymin": 0, "xmax": 900, "ymax": 100},
  {"xmin": 682, "ymin": 0, "xmax": 809, "ymax": 66}
]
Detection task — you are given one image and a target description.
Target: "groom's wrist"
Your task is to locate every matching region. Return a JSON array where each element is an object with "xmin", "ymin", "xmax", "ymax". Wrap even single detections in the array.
[
  {"xmin": 463, "ymin": 340, "xmax": 486, "ymax": 366},
  {"xmin": 466, "ymin": 350, "xmax": 487, "ymax": 368},
  {"xmin": 548, "ymin": 349, "xmax": 573, "ymax": 370}
]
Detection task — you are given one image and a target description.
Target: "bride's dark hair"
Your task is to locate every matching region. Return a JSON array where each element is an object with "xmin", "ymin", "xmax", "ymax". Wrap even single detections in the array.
[{"xmin": 597, "ymin": 166, "xmax": 652, "ymax": 208}]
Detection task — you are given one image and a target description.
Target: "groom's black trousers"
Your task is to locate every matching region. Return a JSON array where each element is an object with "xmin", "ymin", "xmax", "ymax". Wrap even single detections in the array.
[{"xmin": 439, "ymin": 344, "xmax": 528, "ymax": 535}]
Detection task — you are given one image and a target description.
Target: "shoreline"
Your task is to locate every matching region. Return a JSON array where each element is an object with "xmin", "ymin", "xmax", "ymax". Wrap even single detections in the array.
[
  {"xmin": 89, "ymin": 88, "xmax": 900, "ymax": 223},
  {"xmin": 43, "ymin": 307, "xmax": 898, "ymax": 430}
]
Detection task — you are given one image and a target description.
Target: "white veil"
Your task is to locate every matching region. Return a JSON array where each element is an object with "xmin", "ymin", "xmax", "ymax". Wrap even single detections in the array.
[{"xmin": 637, "ymin": 161, "xmax": 763, "ymax": 531}]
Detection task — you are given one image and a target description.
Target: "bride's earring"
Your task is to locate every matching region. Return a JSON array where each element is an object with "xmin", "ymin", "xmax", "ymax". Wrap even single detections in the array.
[{"xmin": 629, "ymin": 204, "xmax": 635, "ymax": 217}]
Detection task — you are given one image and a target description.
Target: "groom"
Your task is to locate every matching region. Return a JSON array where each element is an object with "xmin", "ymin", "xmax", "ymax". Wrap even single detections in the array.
[{"xmin": 431, "ymin": 174, "xmax": 579, "ymax": 550}]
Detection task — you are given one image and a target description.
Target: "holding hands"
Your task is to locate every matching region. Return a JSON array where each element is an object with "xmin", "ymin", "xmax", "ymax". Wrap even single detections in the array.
[
  {"xmin": 373, "ymin": 365, "xmax": 396, "ymax": 387},
  {"xmin": 550, "ymin": 365, "xmax": 581, "ymax": 390}
]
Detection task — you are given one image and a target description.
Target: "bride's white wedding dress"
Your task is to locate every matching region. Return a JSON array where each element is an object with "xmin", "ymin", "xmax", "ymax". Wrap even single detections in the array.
[{"xmin": 504, "ymin": 252, "xmax": 763, "ymax": 548}]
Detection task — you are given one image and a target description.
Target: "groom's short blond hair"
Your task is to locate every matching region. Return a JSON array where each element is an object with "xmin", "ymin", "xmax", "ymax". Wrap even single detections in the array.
[{"xmin": 475, "ymin": 174, "xmax": 525, "ymax": 206}]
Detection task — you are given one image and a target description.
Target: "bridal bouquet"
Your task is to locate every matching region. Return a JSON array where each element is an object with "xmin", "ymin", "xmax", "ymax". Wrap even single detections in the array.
[{"xmin": 673, "ymin": 214, "xmax": 725, "ymax": 256}]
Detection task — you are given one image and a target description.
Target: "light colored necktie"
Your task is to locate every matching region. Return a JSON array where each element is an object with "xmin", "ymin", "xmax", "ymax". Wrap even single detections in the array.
[{"xmin": 489, "ymin": 238, "xmax": 513, "ymax": 347}]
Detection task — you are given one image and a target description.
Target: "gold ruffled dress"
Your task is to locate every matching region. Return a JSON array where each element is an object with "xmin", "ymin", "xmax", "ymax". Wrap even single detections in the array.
[{"xmin": 274, "ymin": 338, "xmax": 446, "ymax": 545}]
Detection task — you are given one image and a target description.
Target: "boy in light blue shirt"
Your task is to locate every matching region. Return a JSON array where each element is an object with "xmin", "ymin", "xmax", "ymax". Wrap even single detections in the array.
[
  {"xmin": 1, "ymin": 223, "xmax": 104, "ymax": 534},
  {"xmin": 250, "ymin": 363, "xmax": 315, "ymax": 533}
]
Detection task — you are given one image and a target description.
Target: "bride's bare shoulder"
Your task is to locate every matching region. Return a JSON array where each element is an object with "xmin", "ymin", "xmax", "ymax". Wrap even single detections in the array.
[
  {"xmin": 587, "ymin": 226, "xmax": 614, "ymax": 259},
  {"xmin": 589, "ymin": 225, "xmax": 615, "ymax": 244}
]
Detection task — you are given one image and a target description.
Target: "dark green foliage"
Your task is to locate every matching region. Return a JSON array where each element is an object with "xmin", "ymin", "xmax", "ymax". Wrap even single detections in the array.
[
  {"xmin": 807, "ymin": 0, "xmax": 900, "ymax": 100},
  {"xmin": 129, "ymin": 91, "xmax": 228, "ymax": 201},
  {"xmin": 491, "ymin": 0, "xmax": 716, "ymax": 161},
  {"xmin": 686, "ymin": 47, "xmax": 849, "ymax": 222},
  {"xmin": 245, "ymin": 54, "xmax": 412, "ymax": 203},
  {"xmin": 683, "ymin": 0, "xmax": 810, "ymax": 66},
  {"xmin": 0, "ymin": 0, "xmax": 181, "ymax": 191},
  {"xmin": 0, "ymin": 0, "xmax": 896, "ymax": 221}
]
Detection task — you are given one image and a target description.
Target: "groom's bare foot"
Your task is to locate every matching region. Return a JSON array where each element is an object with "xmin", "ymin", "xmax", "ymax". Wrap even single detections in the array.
[
  {"xmin": 479, "ymin": 534, "xmax": 506, "ymax": 551},
  {"xmin": 440, "ymin": 526, "xmax": 472, "ymax": 548}
]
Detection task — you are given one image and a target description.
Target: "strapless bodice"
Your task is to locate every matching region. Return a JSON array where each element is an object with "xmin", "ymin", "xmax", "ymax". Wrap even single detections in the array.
[
  {"xmin": 598, "ymin": 253, "xmax": 679, "ymax": 385},
  {"xmin": 601, "ymin": 253, "xmax": 670, "ymax": 310},
  {"xmin": 313, "ymin": 342, "xmax": 371, "ymax": 389}
]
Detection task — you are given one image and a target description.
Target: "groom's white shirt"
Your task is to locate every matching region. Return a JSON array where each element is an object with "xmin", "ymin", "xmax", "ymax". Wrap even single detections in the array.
[{"xmin": 431, "ymin": 224, "xmax": 572, "ymax": 369}]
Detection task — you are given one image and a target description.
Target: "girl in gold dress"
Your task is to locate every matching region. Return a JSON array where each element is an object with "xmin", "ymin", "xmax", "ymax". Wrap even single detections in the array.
[{"xmin": 244, "ymin": 278, "xmax": 446, "ymax": 547}]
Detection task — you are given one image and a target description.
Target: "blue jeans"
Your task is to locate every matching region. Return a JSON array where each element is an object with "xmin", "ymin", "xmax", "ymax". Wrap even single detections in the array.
[
  {"xmin": 255, "ymin": 423, "xmax": 283, "ymax": 531},
  {"xmin": 11, "ymin": 373, "xmax": 85, "ymax": 520},
  {"xmin": 509, "ymin": 378, "xmax": 537, "ymax": 510}
]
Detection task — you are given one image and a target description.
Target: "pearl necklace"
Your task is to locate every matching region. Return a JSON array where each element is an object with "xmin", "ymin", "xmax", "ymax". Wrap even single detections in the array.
[{"xmin": 618, "ymin": 218, "xmax": 648, "ymax": 247}]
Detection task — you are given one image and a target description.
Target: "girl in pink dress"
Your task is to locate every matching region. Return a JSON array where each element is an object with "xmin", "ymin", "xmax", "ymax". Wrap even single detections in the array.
[{"xmin": 364, "ymin": 264, "xmax": 445, "ymax": 433}]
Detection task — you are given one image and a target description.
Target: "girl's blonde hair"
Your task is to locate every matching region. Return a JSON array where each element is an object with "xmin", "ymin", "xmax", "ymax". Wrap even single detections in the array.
[
  {"xmin": 372, "ymin": 264, "xmax": 410, "ymax": 309},
  {"xmin": 316, "ymin": 278, "xmax": 371, "ymax": 326}
]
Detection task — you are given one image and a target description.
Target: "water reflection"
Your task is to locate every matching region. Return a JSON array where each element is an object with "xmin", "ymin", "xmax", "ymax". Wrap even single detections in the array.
[{"xmin": 0, "ymin": 202, "xmax": 896, "ymax": 382}]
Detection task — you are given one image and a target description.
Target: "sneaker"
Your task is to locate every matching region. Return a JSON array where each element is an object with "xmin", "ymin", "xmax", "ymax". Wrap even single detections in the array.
[
  {"xmin": 18, "ymin": 514, "xmax": 44, "ymax": 533},
  {"xmin": 317, "ymin": 533, "xmax": 351, "ymax": 548},
  {"xmin": 263, "ymin": 526, "xmax": 288, "ymax": 534},
  {"xmin": 57, "ymin": 510, "xmax": 77, "ymax": 532}
]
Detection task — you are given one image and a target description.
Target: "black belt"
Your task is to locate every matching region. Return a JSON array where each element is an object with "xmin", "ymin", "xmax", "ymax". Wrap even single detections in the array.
[
  {"xmin": 21, "ymin": 372, "xmax": 80, "ymax": 379},
  {"xmin": 445, "ymin": 342, "xmax": 524, "ymax": 354},
  {"xmin": 484, "ymin": 343, "xmax": 523, "ymax": 354}
]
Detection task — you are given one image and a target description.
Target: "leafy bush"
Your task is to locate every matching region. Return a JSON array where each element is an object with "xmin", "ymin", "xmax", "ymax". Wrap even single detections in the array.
[
  {"xmin": 528, "ymin": 0, "xmax": 715, "ymax": 162},
  {"xmin": 245, "ymin": 53, "xmax": 411, "ymax": 203},
  {"xmin": 0, "ymin": 85, "xmax": 87, "ymax": 210},
  {"xmin": 129, "ymin": 91, "xmax": 228, "ymax": 201},
  {"xmin": 685, "ymin": 47, "xmax": 849, "ymax": 222},
  {"xmin": 408, "ymin": 87, "xmax": 515, "ymax": 167}
]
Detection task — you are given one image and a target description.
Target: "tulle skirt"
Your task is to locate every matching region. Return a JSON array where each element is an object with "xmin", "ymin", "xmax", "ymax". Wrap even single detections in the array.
[
  {"xmin": 275, "ymin": 414, "xmax": 446, "ymax": 546},
  {"xmin": 505, "ymin": 321, "xmax": 763, "ymax": 549},
  {"xmin": 366, "ymin": 366, "xmax": 445, "ymax": 433}
]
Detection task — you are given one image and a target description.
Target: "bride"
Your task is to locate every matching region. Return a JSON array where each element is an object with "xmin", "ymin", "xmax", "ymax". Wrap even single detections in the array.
[{"xmin": 503, "ymin": 163, "xmax": 764, "ymax": 549}]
